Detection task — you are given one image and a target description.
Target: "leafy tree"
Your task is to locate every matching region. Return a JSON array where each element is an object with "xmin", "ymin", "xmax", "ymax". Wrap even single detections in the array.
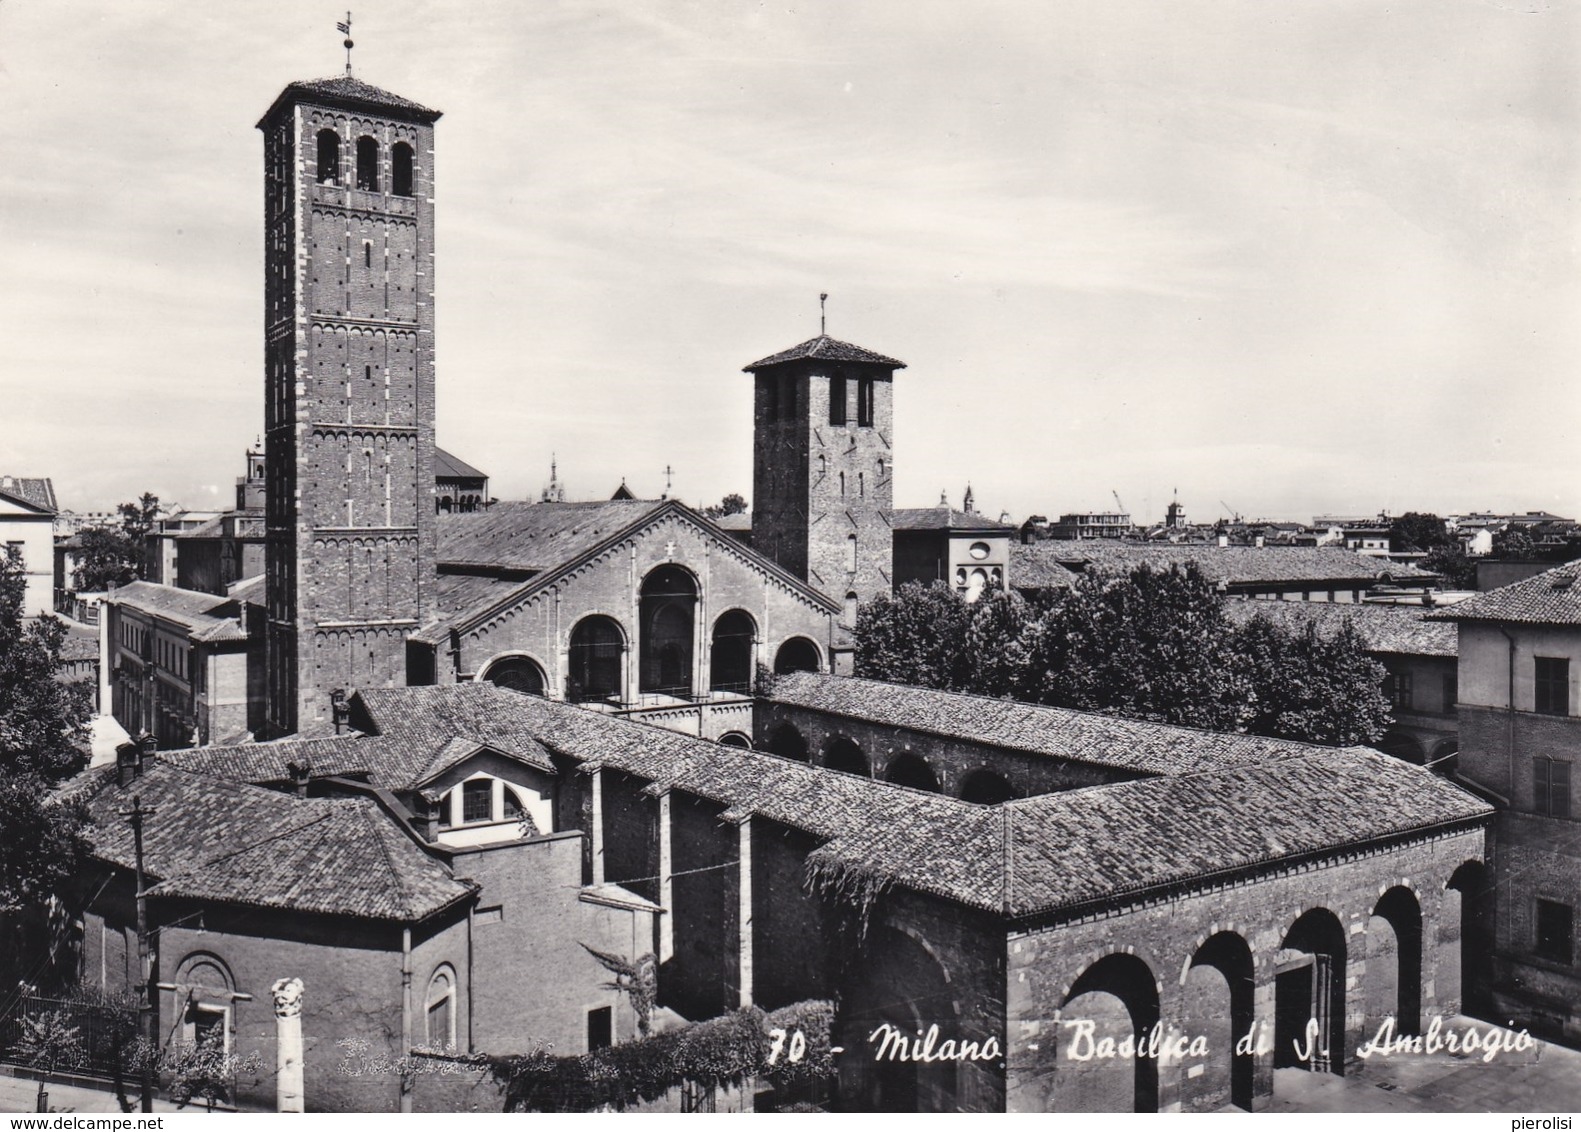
[
  {"xmin": 1492, "ymin": 527, "xmax": 1537, "ymax": 559},
  {"xmin": 1236, "ymin": 617, "xmax": 1389, "ymax": 745},
  {"xmin": 1421, "ymin": 542, "xmax": 1477, "ymax": 589},
  {"xmin": 0, "ymin": 547, "xmax": 91, "ymax": 908},
  {"xmin": 961, "ymin": 589, "xmax": 1046, "ymax": 701},
  {"xmin": 13, "ymin": 1006, "xmax": 86, "ymax": 1111},
  {"xmin": 73, "ymin": 493, "xmax": 159, "ymax": 593},
  {"xmin": 855, "ymin": 582, "xmax": 972, "ymax": 691},
  {"xmin": 168, "ymin": 1025, "xmax": 231, "ymax": 1111},
  {"xmin": 701, "ymin": 493, "xmax": 748, "ymax": 519},
  {"xmin": 1388, "ymin": 512, "xmax": 1450, "ymax": 553}
]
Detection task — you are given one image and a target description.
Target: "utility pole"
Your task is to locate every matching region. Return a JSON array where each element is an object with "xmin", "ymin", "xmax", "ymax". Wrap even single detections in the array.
[{"xmin": 118, "ymin": 794, "xmax": 158, "ymax": 1113}]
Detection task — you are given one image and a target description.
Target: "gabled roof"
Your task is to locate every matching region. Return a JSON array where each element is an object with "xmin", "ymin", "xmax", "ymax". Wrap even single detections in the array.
[
  {"xmin": 892, "ymin": 507, "xmax": 1015, "ymax": 533},
  {"xmin": 257, "ymin": 75, "xmax": 441, "ymax": 127},
  {"xmin": 72, "ymin": 762, "xmax": 472, "ymax": 922},
  {"xmin": 1224, "ymin": 598, "xmax": 1457, "ymax": 657},
  {"xmin": 768, "ymin": 672, "xmax": 1331, "ymax": 777},
  {"xmin": 421, "ymin": 498, "xmax": 838, "ymax": 641},
  {"xmin": 1006, "ymin": 542, "xmax": 1080, "ymax": 590},
  {"xmin": 743, "ymin": 335, "xmax": 905, "ymax": 372},
  {"xmin": 1041, "ymin": 543, "xmax": 1432, "ymax": 586},
  {"xmin": 1428, "ymin": 559, "xmax": 1581, "ymax": 626},
  {"xmin": 105, "ymin": 581, "xmax": 250, "ymax": 642},
  {"xmin": 0, "ymin": 477, "xmax": 57, "ymax": 514},
  {"xmin": 434, "ymin": 447, "xmax": 487, "ymax": 481},
  {"xmin": 339, "ymin": 682, "xmax": 1488, "ymax": 920}
]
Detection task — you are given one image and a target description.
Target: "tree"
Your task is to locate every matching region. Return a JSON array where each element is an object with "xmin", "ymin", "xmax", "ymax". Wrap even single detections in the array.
[
  {"xmin": 0, "ymin": 547, "xmax": 91, "ymax": 908},
  {"xmin": 13, "ymin": 1006, "xmax": 86, "ymax": 1111},
  {"xmin": 855, "ymin": 582, "xmax": 973, "ymax": 691},
  {"xmin": 1421, "ymin": 542, "xmax": 1477, "ymax": 590},
  {"xmin": 1235, "ymin": 616, "xmax": 1389, "ymax": 745},
  {"xmin": 701, "ymin": 493, "xmax": 747, "ymax": 519},
  {"xmin": 167, "ymin": 1025, "xmax": 231, "ymax": 1111},
  {"xmin": 1492, "ymin": 527, "xmax": 1537, "ymax": 559},
  {"xmin": 73, "ymin": 493, "xmax": 160, "ymax": 593},
  {"xmin": 1388, "ymin": 512, "xmax": 1450, "ymax": 553}
]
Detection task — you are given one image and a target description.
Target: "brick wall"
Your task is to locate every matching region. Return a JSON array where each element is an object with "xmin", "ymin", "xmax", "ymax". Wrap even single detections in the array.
[{"xmin": 1004, "ymin": 826, "xmax": 1487, "ymax": 1113}]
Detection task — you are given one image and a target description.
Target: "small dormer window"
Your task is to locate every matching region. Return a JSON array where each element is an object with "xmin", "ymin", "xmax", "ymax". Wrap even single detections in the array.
[{"xmin": 461, "ymin": 778, "xmax": 492, "ymax": 823}]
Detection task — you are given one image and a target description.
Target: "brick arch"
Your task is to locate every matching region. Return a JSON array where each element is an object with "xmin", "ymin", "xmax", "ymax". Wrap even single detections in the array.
[
  {"xmin": 1368, "ymin": 885, "xmax": 1423, "ymax": 1037},
  {"xmin": 1060, "ymin": 951, "xmax": 1161, "ymax": 1112},
  {"xmin": 1182, "ymin": 931, "xmax": 1255, "ymax": 1111}
]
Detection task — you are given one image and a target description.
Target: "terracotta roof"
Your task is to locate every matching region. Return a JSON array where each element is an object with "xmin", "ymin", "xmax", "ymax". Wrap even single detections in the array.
[
  {"xmin": 1045, "ymin": 544, "xmax": 1432, "ymax": 586},
  {"xmin": 0, "ymin": 477, "xmax": 57, "ymax": 513},
  {"xmin": 768, "ymin": 672, "xmax": 1330, "ymax": 777},
  {"xmin": 340, "ymin": 683, "xmax": 1488, "ymax": 918},
  {"xmin": 434, "ymin": 447, "xmax": 487, "ymax": 481},
  {"xmin": 437, "ymin": 500, "xmax": 661, "ymax": 573},
  {"xmin": 1224, "ymin": 598, "xmax": 1458, "ymax": 657},
  {"xmin": 259, "ymin": 75, "xmax": 441, "ymax": 126},
  {"xmin": 1007, "ymin": 542, "xmax": 1080, "ymax": 590},
  {"xmin": 74, "ymin": 762, "xmax": 471, "ymax": 921},
  {"xmin": 106, "ymin": 582, "xmax": 249, "ymax": 642},
  {"xmin": 58, "ymin": 623, "xmax": 100, "ymax": 664},
  {"xmin": 893, "ymin": 508, "xmax": 1015, "ymax": 533},
  {"xmin": 743, "ymin": 335, "xmax": 905, "ymax": 371},
  {"xmin": 1428, "ymin": 559, "xmax": 1581, "ymax": 626}
]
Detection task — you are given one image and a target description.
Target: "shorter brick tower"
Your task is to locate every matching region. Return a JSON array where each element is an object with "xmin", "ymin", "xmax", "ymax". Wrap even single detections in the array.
[{"xmin": 745, "ymin": 335, "xmax": 904, "ymax": 616}]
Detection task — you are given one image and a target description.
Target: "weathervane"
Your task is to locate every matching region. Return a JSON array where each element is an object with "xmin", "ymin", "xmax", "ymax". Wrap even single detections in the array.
[
  {"xmin": 819, "ymin": 292, "xmax": 828, "ymax": 337},
  {"xmin": 337, "ymin": 12, "xmax": 354, "ymax": 75}
]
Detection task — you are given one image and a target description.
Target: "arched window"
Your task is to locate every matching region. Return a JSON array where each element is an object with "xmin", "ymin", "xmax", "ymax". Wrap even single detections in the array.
[
  {"xmin": 844, "ymin": 591, "xmax": 859, "ymax": 627},
  {"xmin": 773, "ymin": 637, "xmax": 820, "ymax": 675},
  {"xmin": 640, "ymin": 566, "xmax": 697, "ymax": 697},
  {"xmin": 884, "ymin": 753, "xmax": 939, "ymax": 792},
  {"xmin": 483, "ymin": 655, "xmax": 546, "ymax": 696},
  {"xmin": 829, "ymin": 373, "xmax": 848, "ymax": 425},
  {"xmin": 425, "ymin": 966, "xmax": 457, "ymax": 1051},
  {"xmin": 710, "ymin": 610, "xmax": 755, "ymax": 694},
  {"xmin": 316, "ymin": 129, "xmax": 341, "ymax": 184},
  {"xmin": 768, "ymin": 723, "xmax": 808, "ymax": 761},
  {"xmin": 718, "ymin": 731, "xmax": 753, "ymax": 749},
  {"xmin": 356, "ymin": 136, "xmax": 379, "ymax": 191},
  {"xmin": 174, "ymin": 953, "xmax": 235, "ymax": 1064},
  {"xmin": 392, "ymin": 141, "xmax": 415, "ymax": 197},
  {"xmin": 846, "ymin": 533, "xmax": 858, "ymax": 573},
  {"xmin": 569, "ymin": 615, "xmax": 625, "ymax": 703},
  {"xmin": 823, "ymin": 736, "xmax": 869, "ymax": 777},
  {"xmin": 960, "ymin": 769, "xmax": 1017, "ymax": 804}
]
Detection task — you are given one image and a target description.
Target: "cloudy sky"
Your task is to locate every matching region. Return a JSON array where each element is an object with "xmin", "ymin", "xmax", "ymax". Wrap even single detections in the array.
[{"xmin": 1, "ymin": 0, "xmax": 1576, "ymax": 524}]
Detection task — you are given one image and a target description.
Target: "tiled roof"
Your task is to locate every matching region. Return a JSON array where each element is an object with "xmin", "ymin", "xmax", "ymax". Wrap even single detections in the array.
[
  {"xmin": 261, "ymin": 75, "xmax": 441, "ymax": 125},
  {"xmin": 1224, "ymin": 598, "xmax": 1458, "ymax": 657},
  {"xmin": 768, "ymin": 672, "xmax": 1330, "ymax": 776},
  {"xmin": 743, "ymin": 335, "xmax": 905, "ymax": 371},
  {"xmin": 106, "ymin": 582, "xmax": 248, "ymax": 642},
  {"xmin": 437, "ymin": 500, "xmax": 661, "ymax": 573},
  {"xmin": 1428, "ymin": 559, "xmax": 1581, "ymax": 626},
  {"xmin": 434, "ymin": 447, "xmax": 487, "ymax": 481},
  {"xmin": 893, "ymin": 508, "xmax": 1015, "ymax": 533},
  {"xmin": 1045, "ymin": 543, "xmax": 1432, "ymax": 586},
  {"xmin": 58, "ymin": 623, "xmax": 100, "ymax": 664},
  {"xmin": 75, "ymin": 762, "xmax": 471, "ymax": 921},
  {"xmin": 344, "ymin": 682, "xmax": 1488, "ymax": 918},
  {"xmin": 1006, "ymin": 542, "xmax": 1079, "ymax": 590},
  {"xmin": 0, "ymin": 477, "xmax": 57, "ymax": 513}
]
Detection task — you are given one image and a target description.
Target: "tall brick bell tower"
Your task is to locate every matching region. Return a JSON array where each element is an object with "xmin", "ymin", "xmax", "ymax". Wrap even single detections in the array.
[
  {"xmin": 745, "ymin": 334, "xmax": 905, "ymax": 620},
  {"xmin": 258, "ymin": 76, "xmax": 441, "ymax": 736}
]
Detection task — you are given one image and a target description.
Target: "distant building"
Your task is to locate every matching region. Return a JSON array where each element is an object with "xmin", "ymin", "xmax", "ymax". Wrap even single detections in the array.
[
  {"xmin": 1431, "ymin": 563, "xmax": 1581, "ymax": 1044},
  {"xmin": 435, "ymin": 446, "xmax": 489, "ymax": 512},
  {"xmin": 1047, "ymin": 511, "xmax": 1131, "ymax": 540},
  {"xmin": 892, "ymin": 507, "xmax": 1016, "ymax": 602},
  {"xmin": 1011, "ymin": 543, "xmax": 1436, "ymax": 602},
  {"xmin": 103, "ymin": 578, "xmax": 266, "ymax": 748},
  {"xmin": 0, "ymin": 474, "xmax": 58, "ymax": 616}
]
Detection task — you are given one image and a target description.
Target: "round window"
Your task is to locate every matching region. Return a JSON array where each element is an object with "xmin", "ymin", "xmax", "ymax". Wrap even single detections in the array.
[{"xmin": 969, "ymin": 541, "xmax": 991, "ymax": 560}]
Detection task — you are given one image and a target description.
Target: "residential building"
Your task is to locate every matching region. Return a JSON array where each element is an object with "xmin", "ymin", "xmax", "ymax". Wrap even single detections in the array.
[
  {"xmin": 0, "ymin": 475, "xmax": 58, "ymax": 616},
  {"xmin": 1047, "ymin": 511, "xmax": 1131, "ymax": 540},
  {"xmin": 892, "ymin": 507, "xmax": 1016, "ymax": 601},
  {"xmin": 1430, "ymin": 561, "xmax": 1581, "ymax": 1043}
]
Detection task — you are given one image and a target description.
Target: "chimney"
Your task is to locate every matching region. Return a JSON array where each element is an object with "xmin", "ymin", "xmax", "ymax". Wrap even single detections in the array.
[
  {"xmin": 330, "ymin": 688, "xmax": 349, "ymax": 735},
  {"xmin": 286, "ymin": 760, "xmax": 312, "ymax": 799},
  {"xmin": 417, "ymin": 791, "xmax": 443, "ymax": 842},
  {"xmin": 1216, "ymin": 533, "xmax": 1229, "ymax": 548},
  {"xmin": 115, "ymin": 741, "xmax": 140, "ymax": 788}
]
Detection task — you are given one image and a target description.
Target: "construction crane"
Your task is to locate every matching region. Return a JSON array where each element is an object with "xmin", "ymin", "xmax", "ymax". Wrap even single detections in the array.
[
  {"xmin": 1111, "ymin": 490, "xmax": 1128, "ymax": 520},
  {"xmin": 1220, "ymin": 500, "xmax": 1243, "ymax": 524}
]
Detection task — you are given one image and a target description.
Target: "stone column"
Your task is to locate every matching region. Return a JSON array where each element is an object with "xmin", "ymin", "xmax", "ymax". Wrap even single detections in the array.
[
  {"xmin": 271, "ymin": 977, "xmax": 305, "ymax": 1113},
  {"xmin": 737, "ymin": 817, "xmax": 753, "ymax": 1009}
]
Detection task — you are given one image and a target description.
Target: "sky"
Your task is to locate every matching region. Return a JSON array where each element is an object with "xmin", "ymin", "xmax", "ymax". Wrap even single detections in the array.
[{"xmin": 1, "ymin": 0, "xmax": 1576, "ymax": 525}]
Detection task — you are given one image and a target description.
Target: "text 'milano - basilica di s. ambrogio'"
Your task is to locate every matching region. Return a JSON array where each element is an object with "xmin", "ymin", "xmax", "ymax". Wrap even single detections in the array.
[{"xmin": 60, "ymin": 62, "xmax": 1516, "ymax": 1115}]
